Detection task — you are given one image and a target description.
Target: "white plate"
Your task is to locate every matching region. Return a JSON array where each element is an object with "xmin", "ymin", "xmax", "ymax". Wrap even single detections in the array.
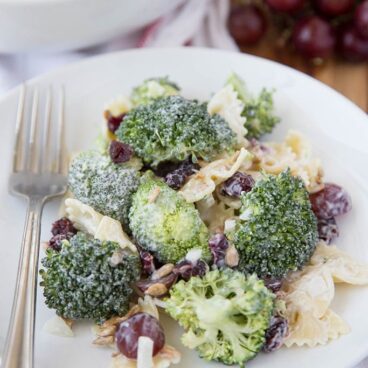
[
  {"xmin": 0, "ymin": 0, "xmax": 184, "ymax": 53},
  {"xmin": 0, "ymin": 48, "xmax": 368, "ymax": 368}
]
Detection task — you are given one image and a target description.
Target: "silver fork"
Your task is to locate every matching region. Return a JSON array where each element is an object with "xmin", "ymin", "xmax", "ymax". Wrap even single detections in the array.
[{"xmin": 2, "ymin": 86, "xmax": 68, "ymax": 368}]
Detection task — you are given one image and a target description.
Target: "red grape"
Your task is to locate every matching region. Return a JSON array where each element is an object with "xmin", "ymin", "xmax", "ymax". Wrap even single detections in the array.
[
  {"xmin": 355, "ymin": 0, "xmax": 368, "ymax": 39},
  {"xmin": 228, "ymin": 5, "xmax": 267, "ymax": 45},
  {"xmin": 115, "ymin": 313, "xmax": 165, "ymax": 359},
  {"xmin": 338, "ymin": 24, "xmax": 368, "ymax": 61},
  {"xmin": 314, "ymin": 0, "xmax": 354, "ymax": 17},
  {"xmin": 309, "ymin": 183, "xmax": 352, "ymax": 219},
  {"xmin": 292, "ymin": 16, "xmax": 336, "ymax": 59},
  {"xmin": 266, "ymin": 0, "xmax": 305, "ymax": 13}
]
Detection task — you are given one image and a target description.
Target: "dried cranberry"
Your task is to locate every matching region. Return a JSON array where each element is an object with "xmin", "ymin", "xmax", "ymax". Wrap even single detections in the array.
[
  {"xmin": 153, "ymin": 161, "xmax": 182, "ymax": 177},
  {"xmin": 136, "ymin": 273, "xmax": 178, "ymax": 297},
  {"xmin": 51, "ymin": 217, "xmax": 77, "ymax": 236},
  {"xmin": 137, "ymin": 248, "xmax": 156, "ymax": 276},
  {"xmin": 164, "ymin": 159, "xmax": 200, "ymax": 190},
  {"xmin": 221, "ymin": 172, "xmax": 255, "ymax": 197},
  {"xmin": 106, "ymin": 112, "xmax": 126, "ymax": 133},
  {"xmin": 116, "ymin": 312, "xmax": 165, "ymax": 359},
  {"xmin": 263, "ymin": 277, "xmax": 283, "ymax": 293},
  {"xmin": 173, "ymin": 259, "xmax": 207, "ymax": 281},
  {"xmin": 48, "ymin": 233, "xmax": 69, "ymax": 251},
  {"xmin": 310, "ymin": 183, "xmax": 352, "ymax": 220},
  {"xmin": 263, "ymin": 316, "xmax": 289, "ymax": 353},
  {"xmin": 109, "ymin": 140, "xmax": 133, "ymax": 164},
  {"xmin": 208, "ymin": 233, "xmax": 229, "ymax": 267},
  {"xmin": 318, "ymin": 217, "xmax": 339, "ymax": 244}
]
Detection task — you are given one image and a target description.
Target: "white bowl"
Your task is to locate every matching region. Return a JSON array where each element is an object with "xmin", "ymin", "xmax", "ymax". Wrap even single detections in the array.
[{"xmin": 0, "ymin": 0, "xmax": 184, "ymax": 53}]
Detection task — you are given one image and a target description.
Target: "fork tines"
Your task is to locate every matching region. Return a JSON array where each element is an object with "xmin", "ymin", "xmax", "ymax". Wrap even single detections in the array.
[{"xmin": 12, "ymin": 85, "xmax": 66, "ymax": 175}]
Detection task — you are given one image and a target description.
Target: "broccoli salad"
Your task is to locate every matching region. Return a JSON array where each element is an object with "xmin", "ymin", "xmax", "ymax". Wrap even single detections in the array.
[{"xmin": 40, "ymin": 74, "xmax": 368, "ymax": 368}]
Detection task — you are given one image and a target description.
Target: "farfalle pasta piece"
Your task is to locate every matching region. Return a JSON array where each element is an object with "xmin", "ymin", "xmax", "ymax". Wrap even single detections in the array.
[
  {"xmin": 251, "ymin": 130, "xmax": 324, "ymax": 192},
  {"xmin": 283, "ymin": 242, "xmax": 368, "ymax": 348},
  {"xmin": 283, "ymin": 266, "xmax": 335, "ymax": 319},
  {"xmin": 180, "ymin": 148, "xmax": 253, "ymax": 203},
  {"xmin": 65, "ymin": 198, "xmax": 137, "ymax": 252},
  {"xmin": 282, "ymin": 266, "xmax": 347, "ymax": 347},
  {"xmin": 310, "ymin": 242, "xmax": 368, "ymax": 285},
  {"xmin": 284, "ymin": 309, "xmax": 350, "ymax": 348},
  {"xmin": 208, "ymin": 85, "xmax": 248, "ymax": 146}
]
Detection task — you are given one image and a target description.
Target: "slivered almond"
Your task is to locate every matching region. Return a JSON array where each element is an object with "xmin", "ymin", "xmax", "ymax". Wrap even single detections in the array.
[
  {"xmin": 93, "ymin": 335, "xmax": 114, "ymax": 346},
  {"xmin": 101, "ymin": 305, "xmax": 142, "ymax": 328},
  {"xmin": 62, "ymin": 317, "xmax": 74, "ymax": 329},
  {"xmin": 97, "ymin": 325, "xmax": 116, "ymax": 337}
]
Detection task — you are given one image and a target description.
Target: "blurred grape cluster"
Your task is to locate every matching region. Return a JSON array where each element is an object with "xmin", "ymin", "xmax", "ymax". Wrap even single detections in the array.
[{"xmin": 228, "ymin": 0, "xmax": 368, "ymax": 62}]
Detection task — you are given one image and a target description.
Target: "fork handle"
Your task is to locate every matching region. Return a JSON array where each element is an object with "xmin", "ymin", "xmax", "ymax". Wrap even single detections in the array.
[{"xmin": 2, "ymin": 197, "xmax": 44, "ymax": 368}]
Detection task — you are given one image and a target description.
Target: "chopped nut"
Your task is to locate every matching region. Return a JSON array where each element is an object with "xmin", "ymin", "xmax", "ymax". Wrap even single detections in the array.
[
  {"xmin": 158, "ymin": 344, "xmax": 182, "ymax": 363},
  {"xmin": 225, "ymin": 244, "xmax": 239, "ymax": 267},
  {"xmin": 148, "ymin": 187, "xmax": 161, "ymax": 203},
  {"xmin": 41, "ymin": 241, "xmax": 49, "ymax": 250},
  {"xmin": 151, "ymin": 264, "xmax": 174, "ymax": 280},
  {"xmin": 93, "ymin": 335, "xmax": 115, "ymax": 346},
  {"xmin": 97, "ymin": 325, "xmax": 117, "ymax": 337},
  {"xmin": 102, "ymin": 305, "xmax": 142, "ymax": 328},
  {"xmin": 103, "ymin": 109, "xmax": 111, "ymax": 121},
  {"xmin": 62, "ymin": 317, "xmax": 74, "ymax": 329},
  {"xmin": 145, "ymin": 283, "xmax": 168, "ymax": 297}
]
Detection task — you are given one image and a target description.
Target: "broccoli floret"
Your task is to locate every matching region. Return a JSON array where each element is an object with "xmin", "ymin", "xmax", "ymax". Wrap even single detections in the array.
[
  {"xmin": 166, "ymin": 269, "xmax": 274, "ymax": 365},
  {"xmin": 131, "ymin": 77, "xmax": 180, "ymax": 106},
  {"xmin": 226, "ymin": 73, "xmax": 280, "ymax": 139},
  {"xmin": 229, "ymin": 169, "xmax": 318, "ymax": 279},
  {"xmin": 116, "ymin": 95, "xmax": 237, "ymax": 166},
  {"xmin": 40, "ymin": 232, "xmax": 141, "ymax": 324},
  {"xmin": 129, "ymin": 174, "xmax": 211, "ymax": 264},
  {"xmin": 68, "ymin": 151, "xmax": 140, "ymax": 230}
]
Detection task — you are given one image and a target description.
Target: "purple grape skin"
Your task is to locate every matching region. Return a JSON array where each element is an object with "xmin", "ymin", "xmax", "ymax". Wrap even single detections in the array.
[
  {"xmin": 115, "ymin": 312, "xmax": 165, "ymax": 359},
  {"xmin": 263, "ymin": 316, "xmax": 289, "ymax": 353},
  {"xmin": 292, "ymin": 16, "xmax": 336, "ymax": 60},
  {"xmin": 317, "ymin": 217, "xmax": 339, "ymax": 244},
  {"xmin": 208, "ymin": 233, "xmax": 229, "ymax": 267},
  {"xmin": 228, "ymin": 4, "xmax": 267, "ymax": 45},
  {"xmin": 221, "ymin": 172, "xmax": 255, "ymax": 198}
]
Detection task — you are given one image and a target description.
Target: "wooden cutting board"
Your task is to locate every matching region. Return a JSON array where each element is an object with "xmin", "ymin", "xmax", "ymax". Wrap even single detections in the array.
[{"xmin": 241, "ymin": 40, "xmax": 368, "ymax": 112}]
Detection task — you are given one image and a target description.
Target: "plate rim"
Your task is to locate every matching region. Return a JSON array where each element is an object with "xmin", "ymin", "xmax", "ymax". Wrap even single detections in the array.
[{"xmin": 1, "ymin": 46, "xmax": 367, "ymax": 368}]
